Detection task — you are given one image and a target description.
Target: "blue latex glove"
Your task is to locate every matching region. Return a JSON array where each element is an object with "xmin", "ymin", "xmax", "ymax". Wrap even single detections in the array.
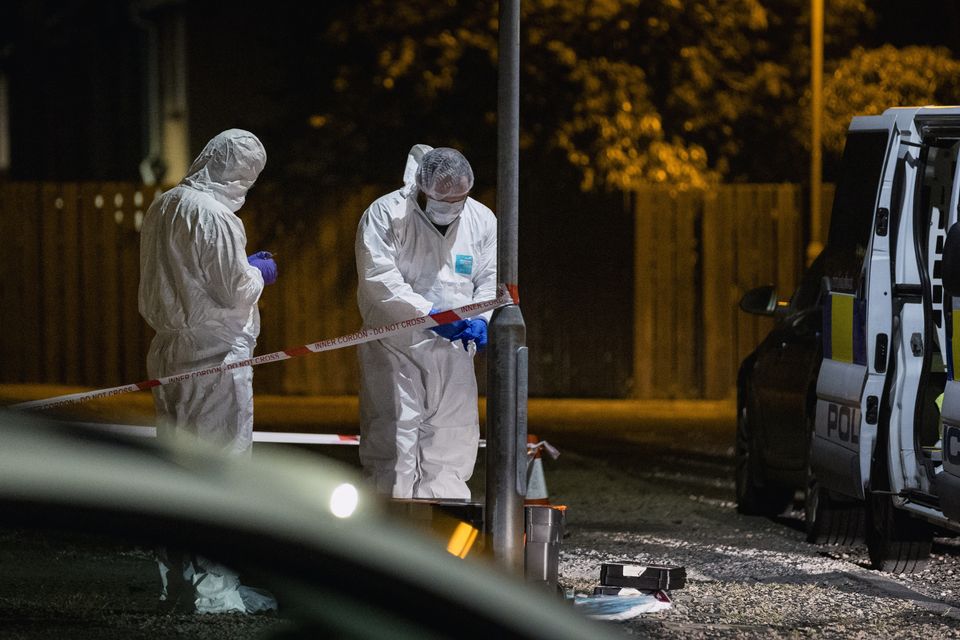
[
  {"xmin": 248, "ymin": 251, "xmax": 278, "ymax": 285},
  {"xmin": 431, "ymin": 319, "xmax": 469, "ymax": 340},
  {"xmin": 430, "ymin": 311, "xmax": 487, "ymax": 352},
  {"xmin": 429, "ymin": 307, "xmax": 470, "ymax": 341},
  {"xmin": 459, "ymin": 318, "xmax": 488, "ymax": 352}
]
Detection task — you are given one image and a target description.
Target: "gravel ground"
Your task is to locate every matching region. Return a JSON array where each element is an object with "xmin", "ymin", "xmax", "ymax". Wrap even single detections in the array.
[
  {"xmin": 6, "ymin": 418, "xmax": 960, "ymax": 638},
  {"xmin": 544, "ymin": 426, "xmax": 960, "ymax": 638}
]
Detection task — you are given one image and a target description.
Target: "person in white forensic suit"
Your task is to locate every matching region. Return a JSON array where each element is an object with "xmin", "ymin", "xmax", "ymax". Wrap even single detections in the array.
[
  {"xmin": 355, "ymin": 145, "xmax": 498, "ymax": 499},
  {"xmin": 138, "ymin": 128, "xmax": 277, "ymax": 614}
]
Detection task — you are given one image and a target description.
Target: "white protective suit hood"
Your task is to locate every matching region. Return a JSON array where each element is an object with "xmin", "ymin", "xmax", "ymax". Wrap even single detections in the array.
[
  {"xmin": 181, "ymin": 129, "xmax": 267, "ymax": 212},
  {"xmin": 399, "ymin": 144, "xmax": 434, "ymax": 199}
]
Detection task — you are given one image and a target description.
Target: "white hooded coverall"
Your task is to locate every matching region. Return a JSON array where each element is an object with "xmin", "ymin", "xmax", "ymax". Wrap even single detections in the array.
[
  {"xmin": 355, "ymin": 147, "xmax": 497, "ymax": 499},
  {"xmin": 139, "ymin": 129, "xmax": 275, "ymax": 614},
  {"xmin": 139, "ymin": 129, "xmax": 266, "ymax": 456}
]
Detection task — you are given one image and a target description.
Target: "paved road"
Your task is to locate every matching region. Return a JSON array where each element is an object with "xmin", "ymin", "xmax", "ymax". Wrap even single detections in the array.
[{"xmin": 541, "ymin": 423, "xmax": 960, "ymax": 638}]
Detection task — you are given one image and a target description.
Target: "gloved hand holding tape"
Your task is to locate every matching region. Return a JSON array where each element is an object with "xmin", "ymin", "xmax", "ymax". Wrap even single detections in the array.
[{"xmin": 12, "ymin": 284, "xmax": 517, "ymax": 412}]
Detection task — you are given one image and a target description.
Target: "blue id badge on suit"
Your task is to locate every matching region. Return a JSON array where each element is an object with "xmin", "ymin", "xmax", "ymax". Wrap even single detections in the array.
[{"xmin": 455, "ymin": 254, "xmax": 473, "ymax": 275}]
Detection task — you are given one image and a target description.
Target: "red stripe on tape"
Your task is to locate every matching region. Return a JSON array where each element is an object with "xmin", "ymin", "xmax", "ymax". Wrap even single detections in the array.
[
  {"xmin": 14, "ymin": 284, "xmax": 514, "ymax": 412},
  {"xmin": 338, "ymin": 434, "xmax": 359, "ymax": 442},
  {"xmin": 431, "ymin": 310, "xmax": 461, "ymax": 325},
  {"xmin": 507, "ymin": 284, "xmax": 520, "ymax": 305}
]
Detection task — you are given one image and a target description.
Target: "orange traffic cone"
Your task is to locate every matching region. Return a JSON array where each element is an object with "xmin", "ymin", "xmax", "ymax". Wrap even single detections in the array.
[{"xmin": 525, "ymin": 433, "xmax": 550, "ymax": 505}]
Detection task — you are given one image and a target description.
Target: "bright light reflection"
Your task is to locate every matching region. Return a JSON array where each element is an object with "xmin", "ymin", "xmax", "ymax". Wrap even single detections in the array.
[
  {"xmin": 330, "ymin": 483, "xmax": 359, "ymax": 519},
  {"xmin": 446, "ymin": 522, "xmax": 479, "ymax": 559}
]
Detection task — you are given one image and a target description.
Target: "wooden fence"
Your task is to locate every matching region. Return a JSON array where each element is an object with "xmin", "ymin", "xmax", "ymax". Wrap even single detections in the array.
[
  {"xmin": 243, "ymin": 186, "xmax": 379, "ymax": 396},
  {"xmin": 0, "ymin": 181, "xmax": 374, "ymax": 396},
  {"xmin": 0, "ymin": 182, "xmax": 157, "ymax": 389},
  {"xmin": 0, "ymin": 181, "xmax": 831, "ymax": 399},
  {"xmin": 633, "ymin": 183, "xmax": 834, "ymax": 399}
]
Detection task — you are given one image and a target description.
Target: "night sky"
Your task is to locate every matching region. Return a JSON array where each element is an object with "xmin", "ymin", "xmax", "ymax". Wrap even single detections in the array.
[{"xmin": 2, "ymin": 0, "xmax": 960, "ymax": 185}]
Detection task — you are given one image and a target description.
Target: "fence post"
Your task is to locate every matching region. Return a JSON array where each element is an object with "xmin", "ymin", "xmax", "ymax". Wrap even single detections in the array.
[
  {"xmin": 776, "ymin": 184, "xmax": 802, "ymax": 298},
  {"xmin": 701, "ymin": 187, "xmax": 732, "ymax": 399},
  {"xmin": 20, "ymin": 183, "xmax": 42, "ymax": 382},
  {"xmin": 633, "ymin": 187, "xmax": 654, "ymax": 398},
  {"xmin": 61, "ymin": 184, "xmax": 82, "ymax": 384},
  {"xmin": 675, "ymin": 189, "xmax": 699, "ymax": 397}
]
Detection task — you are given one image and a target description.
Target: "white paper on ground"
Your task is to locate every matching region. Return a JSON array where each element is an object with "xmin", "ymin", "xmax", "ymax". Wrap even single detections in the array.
[{"xmin": 573, "ymin": 589, "xmax": 672, "ymax": 620}]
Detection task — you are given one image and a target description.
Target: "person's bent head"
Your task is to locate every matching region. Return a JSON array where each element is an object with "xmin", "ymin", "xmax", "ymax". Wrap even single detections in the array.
[
  {"xmin": 415, "ymin": 147, "xmax": 473, "ymax": 224},
  {"xmin": 416, "ymin": 147, "xmax": 473, "ymax": 200},
  {"xmin": 183, "ymin": 129, "xmax": 267, "ymax": 212}
]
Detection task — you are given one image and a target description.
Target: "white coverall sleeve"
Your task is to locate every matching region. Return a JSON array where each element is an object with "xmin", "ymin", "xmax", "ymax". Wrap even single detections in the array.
[
  {"xmin": 197, "ymin": 213, "xmax": 264, "ymax": 310},
  {"xmin": 472, "ymin": 217, "xmax": 498, "ymax": 323},
  {"xmin": 356, "ymin": 203, "xmax": 433, "ymax": 324}
]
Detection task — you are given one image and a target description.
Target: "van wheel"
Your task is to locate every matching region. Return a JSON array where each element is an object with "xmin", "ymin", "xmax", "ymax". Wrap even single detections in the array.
[
  {"xmin": 804, "ymin": 428, "xmax": 865, "ymax": 545},
  {"xmin": 805, "ymin": 476, "xmax": 865, "ymax": 545},
  {"xmin": 866, "ymin": 493, "xmax": 933, "ymax": 573},
  {"xmin": 735, "ymin": 403, "xmax": 794, "ymax": 516}
]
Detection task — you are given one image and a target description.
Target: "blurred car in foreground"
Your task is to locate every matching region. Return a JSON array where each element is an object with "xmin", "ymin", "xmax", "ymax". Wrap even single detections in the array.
[{"xmin": 0, "ymin": 409, "xmax": 619, "ymax": 639}]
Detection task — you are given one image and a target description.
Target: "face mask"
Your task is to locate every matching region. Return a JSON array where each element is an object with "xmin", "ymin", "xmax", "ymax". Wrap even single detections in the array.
[
  {"xmin": 424, "ymin": 197, "xmax": 466, "ymax": 225},
  {"xmin": 210, "ymin": 180, "xmax": 250, "ymax": 212}
]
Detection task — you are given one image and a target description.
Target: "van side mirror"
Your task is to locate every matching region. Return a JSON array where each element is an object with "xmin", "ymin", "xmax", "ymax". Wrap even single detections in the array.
[
  {"xmin": 739, "ymin": 285, "xmax": 779, "ymax": 316},
  {"xmin": 944, "ymin": 223, "xmax": 960, "ymax": 297}
]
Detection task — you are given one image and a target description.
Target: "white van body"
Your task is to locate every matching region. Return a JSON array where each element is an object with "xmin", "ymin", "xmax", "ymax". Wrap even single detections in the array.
[{"xmin": 813, "ymin": 107, "xmax": 960, "ymax": 569}]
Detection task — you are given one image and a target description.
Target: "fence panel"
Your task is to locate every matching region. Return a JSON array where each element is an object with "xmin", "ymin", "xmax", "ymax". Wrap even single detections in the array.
[
  {"xmin": 60, "ymin": 184, "xmax": 83, "ymax": 384},
  {"xmin": 241, "ymin": 189, "xmax": 283, "ymax": 396},
  {"xmin": 633, "ymin": 187, "xmax": 705, "ymax": 398},
  {"xmin": 40, "ymin": 184, "xmax": 63, "ymax": 381},
  {"xmin": 3, "ymin": 180, "xmax": 822, "ymax": 400},
  {"xmin": 633, "ymin": 189, "xmax": 657, "ymax": 397},
  {"xmin": 653, "ymin": 189, "xmax": 674, "ymax": 397},
  {"xmin": 249, "ymin": 187, "xmax": 370, "ymax": 396},
  {"xmin": 100, "ymin": 184, "xmax": 126, "ymax": 387},
  {"xmin": 119, "ymin": 186, "xmax": 149, "ymax": 383},
  {"xmin": 734, "ymin": 185, "xmax": 759, "ymax": 371},
  {"xmin": 701, "ymin": 189, "xmax": 731, "ymax": 398},
  {"xmin": 634, "ymin": 183, "xmax": 806, "ymax": 399},
  {"xmin": 19, "ymin": 183, "xmax": 43, "ymax": 382},
  {"xmin": 674, "ymin": 191, "xmax": 698, "ymax": 397},
  {"xmin": 0, "ymin": 184, "xmax": 23, "ymax": 380}
]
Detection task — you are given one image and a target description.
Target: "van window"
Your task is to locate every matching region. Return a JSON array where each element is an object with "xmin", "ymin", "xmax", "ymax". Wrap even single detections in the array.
[{"xmin": 826, "ymin": 130, "xmax": 890, "ymax": 258}]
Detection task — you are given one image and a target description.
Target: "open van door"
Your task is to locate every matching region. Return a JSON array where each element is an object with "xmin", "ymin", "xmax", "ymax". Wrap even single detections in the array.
[
  {"xmin": 811, "ymin": 118, "xmax": 899, "ymax": 500},
  {"xmin": 936, "ymin": 149, "xmax": 960, "ymax": 521}
]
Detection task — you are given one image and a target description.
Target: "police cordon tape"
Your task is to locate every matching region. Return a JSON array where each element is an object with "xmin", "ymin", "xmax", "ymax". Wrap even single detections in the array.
[
  {"xmin": 65, "ymin": 422, "xmax": 560, "ymax": 458},
  {"xmin": 12, "ymin": 284, "xmax": 517, "ymax": 412}
]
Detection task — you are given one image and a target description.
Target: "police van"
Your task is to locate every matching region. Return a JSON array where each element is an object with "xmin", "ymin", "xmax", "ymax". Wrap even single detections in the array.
[{"xmin": 739, "ymin": 107, "xmax": 960, "ymax": 573}]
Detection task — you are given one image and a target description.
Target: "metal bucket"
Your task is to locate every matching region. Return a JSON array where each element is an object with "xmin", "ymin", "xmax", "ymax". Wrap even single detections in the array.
[{"xmin": 524, "ymin": 505, "xmax": 565, "ymax": 588}]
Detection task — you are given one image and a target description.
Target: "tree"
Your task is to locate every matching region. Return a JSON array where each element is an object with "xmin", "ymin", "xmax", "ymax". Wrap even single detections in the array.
[
  {"xmin": 821, "ymin": 45, "xmax": 960, "ymax": 156},
  {"xmin": 299, "ymin": 0, "xmax": 880, "ymax": 191}
]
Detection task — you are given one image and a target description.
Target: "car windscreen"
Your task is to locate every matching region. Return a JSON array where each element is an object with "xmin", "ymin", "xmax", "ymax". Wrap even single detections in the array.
[{"xmin": 826, "ymin": 129, "xmax": 890, "ymax": 261}]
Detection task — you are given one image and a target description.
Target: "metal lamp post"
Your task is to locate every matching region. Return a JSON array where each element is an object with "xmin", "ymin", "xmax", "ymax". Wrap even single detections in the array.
[
  {"xmin": 487, "ymin": 0, "xmax": 527, "ymax": 574},
  {"xmin": 808, "ymin": 0, "xmax": 824, "ymax": 263}
]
